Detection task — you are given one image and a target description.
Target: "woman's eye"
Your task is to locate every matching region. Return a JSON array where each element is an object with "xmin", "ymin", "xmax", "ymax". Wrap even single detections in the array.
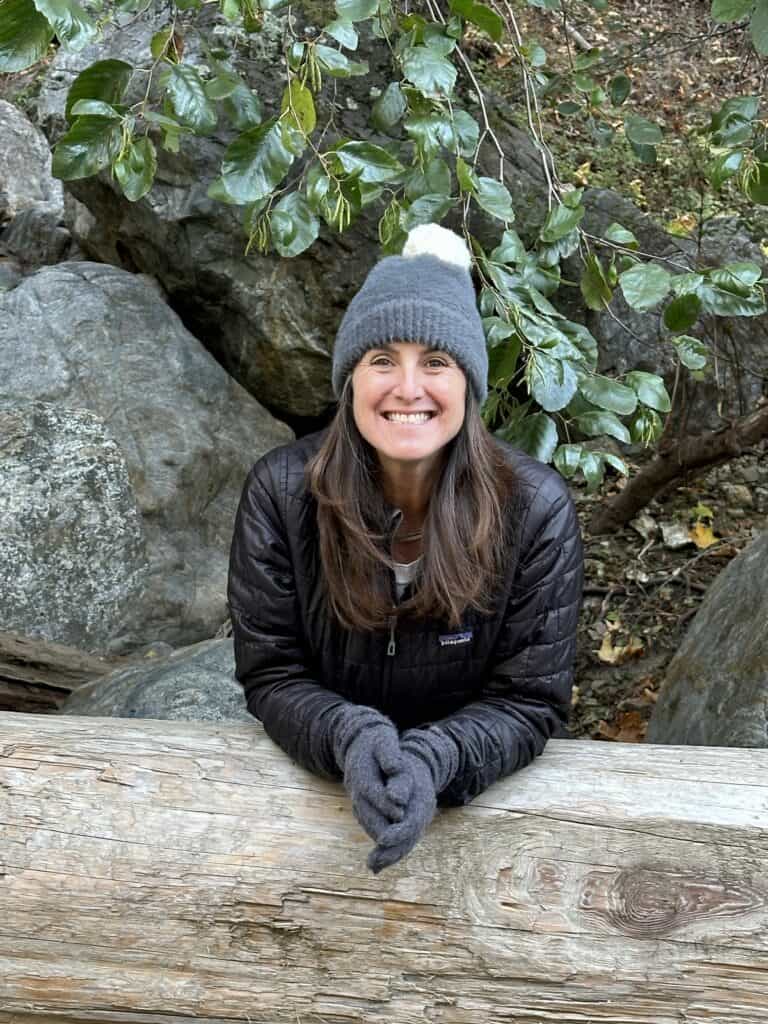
[
  {"xmin": 371, "ymin": 356, "xmax": 393, "ymax": 366},
  {"xmin": 426, "ymin": 358, "xmax": 448, "ymax": 368}
]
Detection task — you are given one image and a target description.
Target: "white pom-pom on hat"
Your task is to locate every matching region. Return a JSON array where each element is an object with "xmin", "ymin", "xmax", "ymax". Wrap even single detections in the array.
[{"xmin": 401, "ymin": 223, "xmax": 472, "ymax": 274}]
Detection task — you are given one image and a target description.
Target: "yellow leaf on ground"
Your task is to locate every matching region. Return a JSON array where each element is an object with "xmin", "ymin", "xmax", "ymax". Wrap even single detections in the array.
[
  {"xmin": 666, "ymin": 212, "xmax": 697, "ymax": 237},
  {"xmin": 689, "ymin": 521, "xmax": 718, "ymax": 548},
  {"xmin": 574, "ymin": 160, "xmax": 591, "ymax": 186},
  {"xmin": 597, "ymin": 632, "xmax": 645, "ymax": 664}
]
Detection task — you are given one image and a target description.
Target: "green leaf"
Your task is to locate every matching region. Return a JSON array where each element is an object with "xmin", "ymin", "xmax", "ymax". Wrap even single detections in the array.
[
  {"xmin": 150, "ymin": 25, "xmax": 174, "ymax": 61},
  {"xmin": 474, "ymin": 177, "xmax": 514, "ymax": 222},
  {"xmin": 456, "ymin": 155, "xmax": 478, "ymax": 193},
  {"xmin": 711, "ymin": 0, "xmax": 753, "ymax": 20},
  {"xmin": 708, "ymin": 150, "xmax": 744, "ymax": 189},
  {"xmin": 281, "ymin": 78, "xmax": 316, "ymax": 135},
  {"xmin": 404, "ymin": 156, "xmax": 451, "ymax": 199},
  {"xmin": 553, "ymin": 443, "xmax": 583, "ymax": 478},
  {"xmin": 65, "ymin": 58, "xmax": 132, "ymax": 122},
  {"xmin": 751, "ymin": 1, "xmax": 768, "ymax": 53},
  {"xmin": 114, "ymin": 135, "xmax": 157, "ymax": 201},
  {"xmin": 491, "ymin": 229, "xmax": 526, "ymax": 264},
  {"xmin": 204, "ymin": 70, "xmax": 241, "ymax": 100},
  {"xmin": 31, "ymin": 0, "xmax": 96, "ymax": 50},
  {"xmin": 452, "ymin": 108, "xmax": 480, "ymax": 157},
  {"xmin": 315, "ymin": 43, "xmax": 368, "ymax": 76},
  {"xmin": 371, "ymin": 82, "xmax": 406, "ymax": 132},
  {"xmin": 672, "ymin": 335, "xmax": 709, "ymax": 371},
  {"xmin": 70, "ymin": 99, "xmax": 121, "ymax": 118},
  {"xmin": 746, "ymin": 162, "xmax": 768, "ymax": 204},
  {"xmin": 624, "ymin": 371, "xmax": 671, "ymax": 413},
  {"xmin": 51, "ymin": 115, "xmax": 122, "ymax": 180},
  {"xmin": 0, "ymin": 0, "xmax": 54, "ymax": 72},
  {"xmin": 574, "ymin": 410, "xmax": 631, "ymax": 443},
  {"xmin": 577, "ymin": 374, "xmax": 637, "ymax": 415},
  {"xmin": 334, "ymin": 140, "xmax": 405, "ymax": 182},
  {"xmin": 540, "ymin": 201, "xmax": 585, "ymax": 242},
  {"xmin": 221, "ymin": 118, "xmax": 295, "ymax": 203},
  {"xmin": 629, "ymin": 139, "xmax": 657, "ymax": 164},
  {"xmin": 604, "ymin": 221, "xmax": 638, "ymax": 249},
  {"xmin": 557, "ymin": 101, "xmax": 581, "ymax": 116},
  {"xmin": 222, "ymin": 81, "xmax": 263, "ymax": 130},
  {"xmin": 579, "ymin": 450, "xmax": 605, "ymax": 493},
  {"xmin": 500, "ymin": 411, "xmax": 558, "ymax": 462},
  {"xmin": 710, "ymin": 95, "xmax": 758, "ymax": 146},
  {"xmin": 335, "ymin": 0, "xmax": 378, "ymax": 20},
  {"xmin": 449, "ymin": 0, "xmax": 504, "ymax": 41},
  {"xmin": 629, "ymin": 406, "xmax": 663, "ymax": 446},
  {"xmin": 270, "ymin": 191, "xmax": 320, "ymax": 257},
  {"xmin": 401, "ymin": 193, "xmax": 453, "ymax": 229},
  {"xmin": 305, "ymin": 162, "xmax": 331, "ymax": 212},
  {"xmin": 163, "ymin": 63, "xmax": 217, "ymax": 133},
  {"xmin": 401, "ymin": 43, "xmax": 457, "ymax": 97},
  {"xmin": 324, "ymin": 18, "xmax": 358, "ymax": 48},
  {"xmin": 528, "ymin": 352, "xmax": 579, "ymax": 411},
  {"xmin": 609, "ymin": 73, "xmax": 630, "ymax": 106},
  {"xmin": 487, "ymin": 335, "xmax": 522, "ymax": 383},
  {"xmin": 538, "ymin": 228, "xmax": 579, "ymax": 267},
  {"xmin": 624, "ymin": 114, "xmax": 662, "ymax": 146},
  {"xmin": 404, "ymin": 112, "xmax": 455, "ymax": 159},
  {"xmin": 580, "ymin": 253, "xmax": 613, "ymax": 311},
  {"xmin": 663, "ymin": 292, "xmax": 701, "ymax": 331},
  {"xmin": 619, "ymin": 262, "xmax": 671, "ymax": 311}
]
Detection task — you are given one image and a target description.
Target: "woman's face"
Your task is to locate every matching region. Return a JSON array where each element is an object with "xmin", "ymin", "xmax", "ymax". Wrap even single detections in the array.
[{"xmin": 351, "ymin": 341, "xmax": 467, "ymax": 476}]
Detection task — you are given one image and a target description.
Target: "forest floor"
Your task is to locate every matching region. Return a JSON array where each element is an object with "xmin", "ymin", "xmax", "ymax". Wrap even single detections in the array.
[
  {"xmin": 470, "ymin": 0, "xmax": 768, "ymax": 741},
  {"xmin": 568, "ymin": 436, "xmax": 768, "ymax": 741}
]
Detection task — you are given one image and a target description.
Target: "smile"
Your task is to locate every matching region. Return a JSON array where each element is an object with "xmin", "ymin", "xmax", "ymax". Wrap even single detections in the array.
[{"xmin": 381, "ymin": 412, "xmax": 436, "ymax": 424}]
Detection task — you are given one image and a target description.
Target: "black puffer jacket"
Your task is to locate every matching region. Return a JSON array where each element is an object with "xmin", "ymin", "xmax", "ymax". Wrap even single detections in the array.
[{"xmin": 227, "ymin": 429, "xmax": 584, "ymax": 806}]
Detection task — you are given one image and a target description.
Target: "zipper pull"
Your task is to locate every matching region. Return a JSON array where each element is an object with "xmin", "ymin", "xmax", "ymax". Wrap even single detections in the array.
[{"xmin": 387, "ymin": 614, "xmax": 397, "ymax": 657}]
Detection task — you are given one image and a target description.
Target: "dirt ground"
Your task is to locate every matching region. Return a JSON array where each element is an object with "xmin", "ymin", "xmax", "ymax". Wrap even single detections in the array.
[{"xmin": 568, "ymin": 435, "xmax": 768, "ymax": 741}]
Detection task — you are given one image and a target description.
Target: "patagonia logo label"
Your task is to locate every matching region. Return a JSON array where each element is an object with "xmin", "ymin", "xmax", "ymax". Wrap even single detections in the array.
[{"xmin": 438, "ymin": 630, "xmax": 473, "ymax": 647}]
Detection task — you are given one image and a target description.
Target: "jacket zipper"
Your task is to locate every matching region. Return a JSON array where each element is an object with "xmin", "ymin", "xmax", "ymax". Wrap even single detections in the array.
[{"xmin": 387, "ymin": 614, "xmax": 397, "ymax": 656}]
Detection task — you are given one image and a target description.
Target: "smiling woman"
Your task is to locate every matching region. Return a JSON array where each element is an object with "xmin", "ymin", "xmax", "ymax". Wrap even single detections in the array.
[{"xmin": 227, "ymin": 223, "xmax": 584, "ymax": 875}]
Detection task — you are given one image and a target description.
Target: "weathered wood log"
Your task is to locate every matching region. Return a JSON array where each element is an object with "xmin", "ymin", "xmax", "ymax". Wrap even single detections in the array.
[
  {"xmin": 0, "ymin": 631, "xmax": 129, "ymax": 714},
  {"xmin": 1, "ymin": 712, "xmax": 767, "ymax": 1023}
]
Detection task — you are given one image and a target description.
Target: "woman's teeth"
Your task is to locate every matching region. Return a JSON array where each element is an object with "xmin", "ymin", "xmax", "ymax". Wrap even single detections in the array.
[{"xmin": 383, "ymin": 412, "xmax": 433, "ymax": 424}]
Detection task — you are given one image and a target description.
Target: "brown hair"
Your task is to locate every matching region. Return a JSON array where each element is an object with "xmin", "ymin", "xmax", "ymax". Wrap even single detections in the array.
[{"xmin": 305, "ymin": 376, "xmax": 519, "ymax": 631}]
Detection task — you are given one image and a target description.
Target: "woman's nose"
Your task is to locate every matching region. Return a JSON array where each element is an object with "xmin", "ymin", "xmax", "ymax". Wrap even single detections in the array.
[{"xmin": 392, "ymin": 365, "xmax": 425, "ymax": 399}]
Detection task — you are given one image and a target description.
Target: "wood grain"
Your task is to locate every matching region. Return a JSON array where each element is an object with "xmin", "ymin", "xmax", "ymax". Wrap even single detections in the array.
[{"xmin": 1, "ymin": 712, "xmax": 767, "ymax": 1024}]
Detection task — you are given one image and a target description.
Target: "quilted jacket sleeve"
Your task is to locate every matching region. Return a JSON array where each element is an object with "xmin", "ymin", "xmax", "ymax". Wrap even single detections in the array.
[
  {"xmin": 227, "ymin": 461, "xmax": 348, "ymax": 781},
  {"xmin": 432, "ymin": 473, "xmax": 584, "ymax": 807}
]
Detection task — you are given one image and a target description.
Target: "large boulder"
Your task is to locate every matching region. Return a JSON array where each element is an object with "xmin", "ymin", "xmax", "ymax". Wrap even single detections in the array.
[
  {"xmin": 0, "ymin": 401, "xmax": 146, "ymax": 651},
  {"xmin": 0, "ymin": 99, "xmax": 63, "ymax": 224},
  {"xmin": 0, "ymin": 261, "xmax": 292, "ymax": 654},
  {"xmin": 60, "ymin": 637, "xmax": 249, "ymax": 721},
  {"xmin": 646, "ymin": 530, "xmax": 768, "ymax": 748}
]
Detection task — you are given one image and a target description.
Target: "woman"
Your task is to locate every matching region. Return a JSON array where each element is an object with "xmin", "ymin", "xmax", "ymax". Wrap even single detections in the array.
[{"xmin": 228, "ymin": 223, "xmax": 584, "ymax": 873}]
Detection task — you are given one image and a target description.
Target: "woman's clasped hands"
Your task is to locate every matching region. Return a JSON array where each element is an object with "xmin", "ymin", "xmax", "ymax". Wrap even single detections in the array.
[{"xmin": 332, "ymin": 706, "xmax": 459, "ymax": 873}]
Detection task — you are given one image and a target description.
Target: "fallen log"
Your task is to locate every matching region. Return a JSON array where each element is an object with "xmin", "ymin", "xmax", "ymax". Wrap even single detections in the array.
[
  {"xmin": 0, "ymin": 631, "xmax": 129, "ymax": 714},
  {"xmin": 1, "ymin": 712, "xmax": 767, "ymax": 1024}
]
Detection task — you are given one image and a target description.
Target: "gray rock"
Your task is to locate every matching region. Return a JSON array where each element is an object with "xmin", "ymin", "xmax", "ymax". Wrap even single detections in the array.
[
  {"xmin": 0, "ymin": 100, "xmax": 63, "ymax": 224},
  {"xmin": 60, "ymin": 636, "xmax": 250, "ymax": 721},
  {"xmin": 720, "ymin": 482, "xmax": 753, "ymax": 508},
  {"xmin": 1, "ymin": 207, "xmax": 72, "ymax": 266},
  {"xmin": 0, "ymin": 260, "xmax": 22, "ymax": 291},
  {"xmin": 0, "ymin": 261, "xmax": 292, "ymax": 654},
  {"xmin": 0, "ymin": 402, "xmax": 146, "ymax": 651},
  {"xmin": 647, "ymin": 531, "xmax": 768, "ymax": 747}
]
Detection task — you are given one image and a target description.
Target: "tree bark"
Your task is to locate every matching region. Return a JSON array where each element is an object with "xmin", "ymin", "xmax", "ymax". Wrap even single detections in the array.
[
  {"xmin": 0, "ymin": 630, "xmax": 127, "ymax": 714},
  {"xmin": 2, "ymin": 712, "xmax": 768, "ymax": 1023},
  {"xmin": 590, "ymin": 400, "xmax": 768, "ymax": 534}
]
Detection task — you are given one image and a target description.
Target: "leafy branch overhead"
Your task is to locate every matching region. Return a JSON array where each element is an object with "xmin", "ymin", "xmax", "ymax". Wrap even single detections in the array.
[{"xmin": 1, "ymin": 0, "xmax": 766, "ymax": 493}]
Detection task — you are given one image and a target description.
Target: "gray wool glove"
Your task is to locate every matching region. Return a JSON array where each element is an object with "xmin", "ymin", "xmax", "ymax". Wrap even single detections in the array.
[
  {"xmin": 332, "ymin": 706, "xmax": 414, "ymax": 842},
  {"xmin": 367, "ymin": 726, "xmax": 460, "ymax": 874}
]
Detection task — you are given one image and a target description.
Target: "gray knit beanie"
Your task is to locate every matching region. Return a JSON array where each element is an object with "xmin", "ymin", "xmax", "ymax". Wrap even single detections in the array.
[{"xmin": 331, "ymin": 223, "xmax": 488, "ymax": 405}]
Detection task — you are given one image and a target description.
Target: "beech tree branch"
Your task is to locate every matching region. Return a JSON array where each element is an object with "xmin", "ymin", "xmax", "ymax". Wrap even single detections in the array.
[{"xmin": 589, "ymin": 401, "xmax": 768, "ymax": 534}]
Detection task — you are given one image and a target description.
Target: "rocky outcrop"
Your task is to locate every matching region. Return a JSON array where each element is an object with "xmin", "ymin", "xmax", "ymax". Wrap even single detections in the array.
[
  {"xmin": 60, "ymin": 636, "xmax": 249, "ymax": 720},
  {"xmin": 0, "ymin": 99, "xmax": 63, "ymax": 223},
  {"xmin": 0, "ymin": 402, "xmax": 146, "ymax": 652},
  {"xmin": 0, "ymin": 262, "xmax": 292, "ymax": 654},
  {"xmin": 647, "ymin": 530, "xmax": 768, "ymax": 748}
]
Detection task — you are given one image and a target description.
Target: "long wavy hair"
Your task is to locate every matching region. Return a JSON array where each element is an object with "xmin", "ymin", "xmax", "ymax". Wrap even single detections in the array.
[{"xmin": 305, "ymin": 374, "xmax": 519, "ymax": 631}]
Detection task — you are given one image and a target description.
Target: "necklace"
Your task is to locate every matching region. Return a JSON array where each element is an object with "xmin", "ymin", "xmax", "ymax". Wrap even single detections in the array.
[{"xmin": 395, "ymin": 527, "xmax": 423, "ymax": 543}]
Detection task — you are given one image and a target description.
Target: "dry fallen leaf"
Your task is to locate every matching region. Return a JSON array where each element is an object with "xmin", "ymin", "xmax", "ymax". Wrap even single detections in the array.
[
  {"xmin": 596, "ymin": 632, "xmax": 645, "ymax": 664},
  {"xmin": 689, "ymin": 521, "xmax": 718, "ymax": 549},
  {"xmin": 597, "ymin": 711, "xmax": 647, "ymax": 743}
]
